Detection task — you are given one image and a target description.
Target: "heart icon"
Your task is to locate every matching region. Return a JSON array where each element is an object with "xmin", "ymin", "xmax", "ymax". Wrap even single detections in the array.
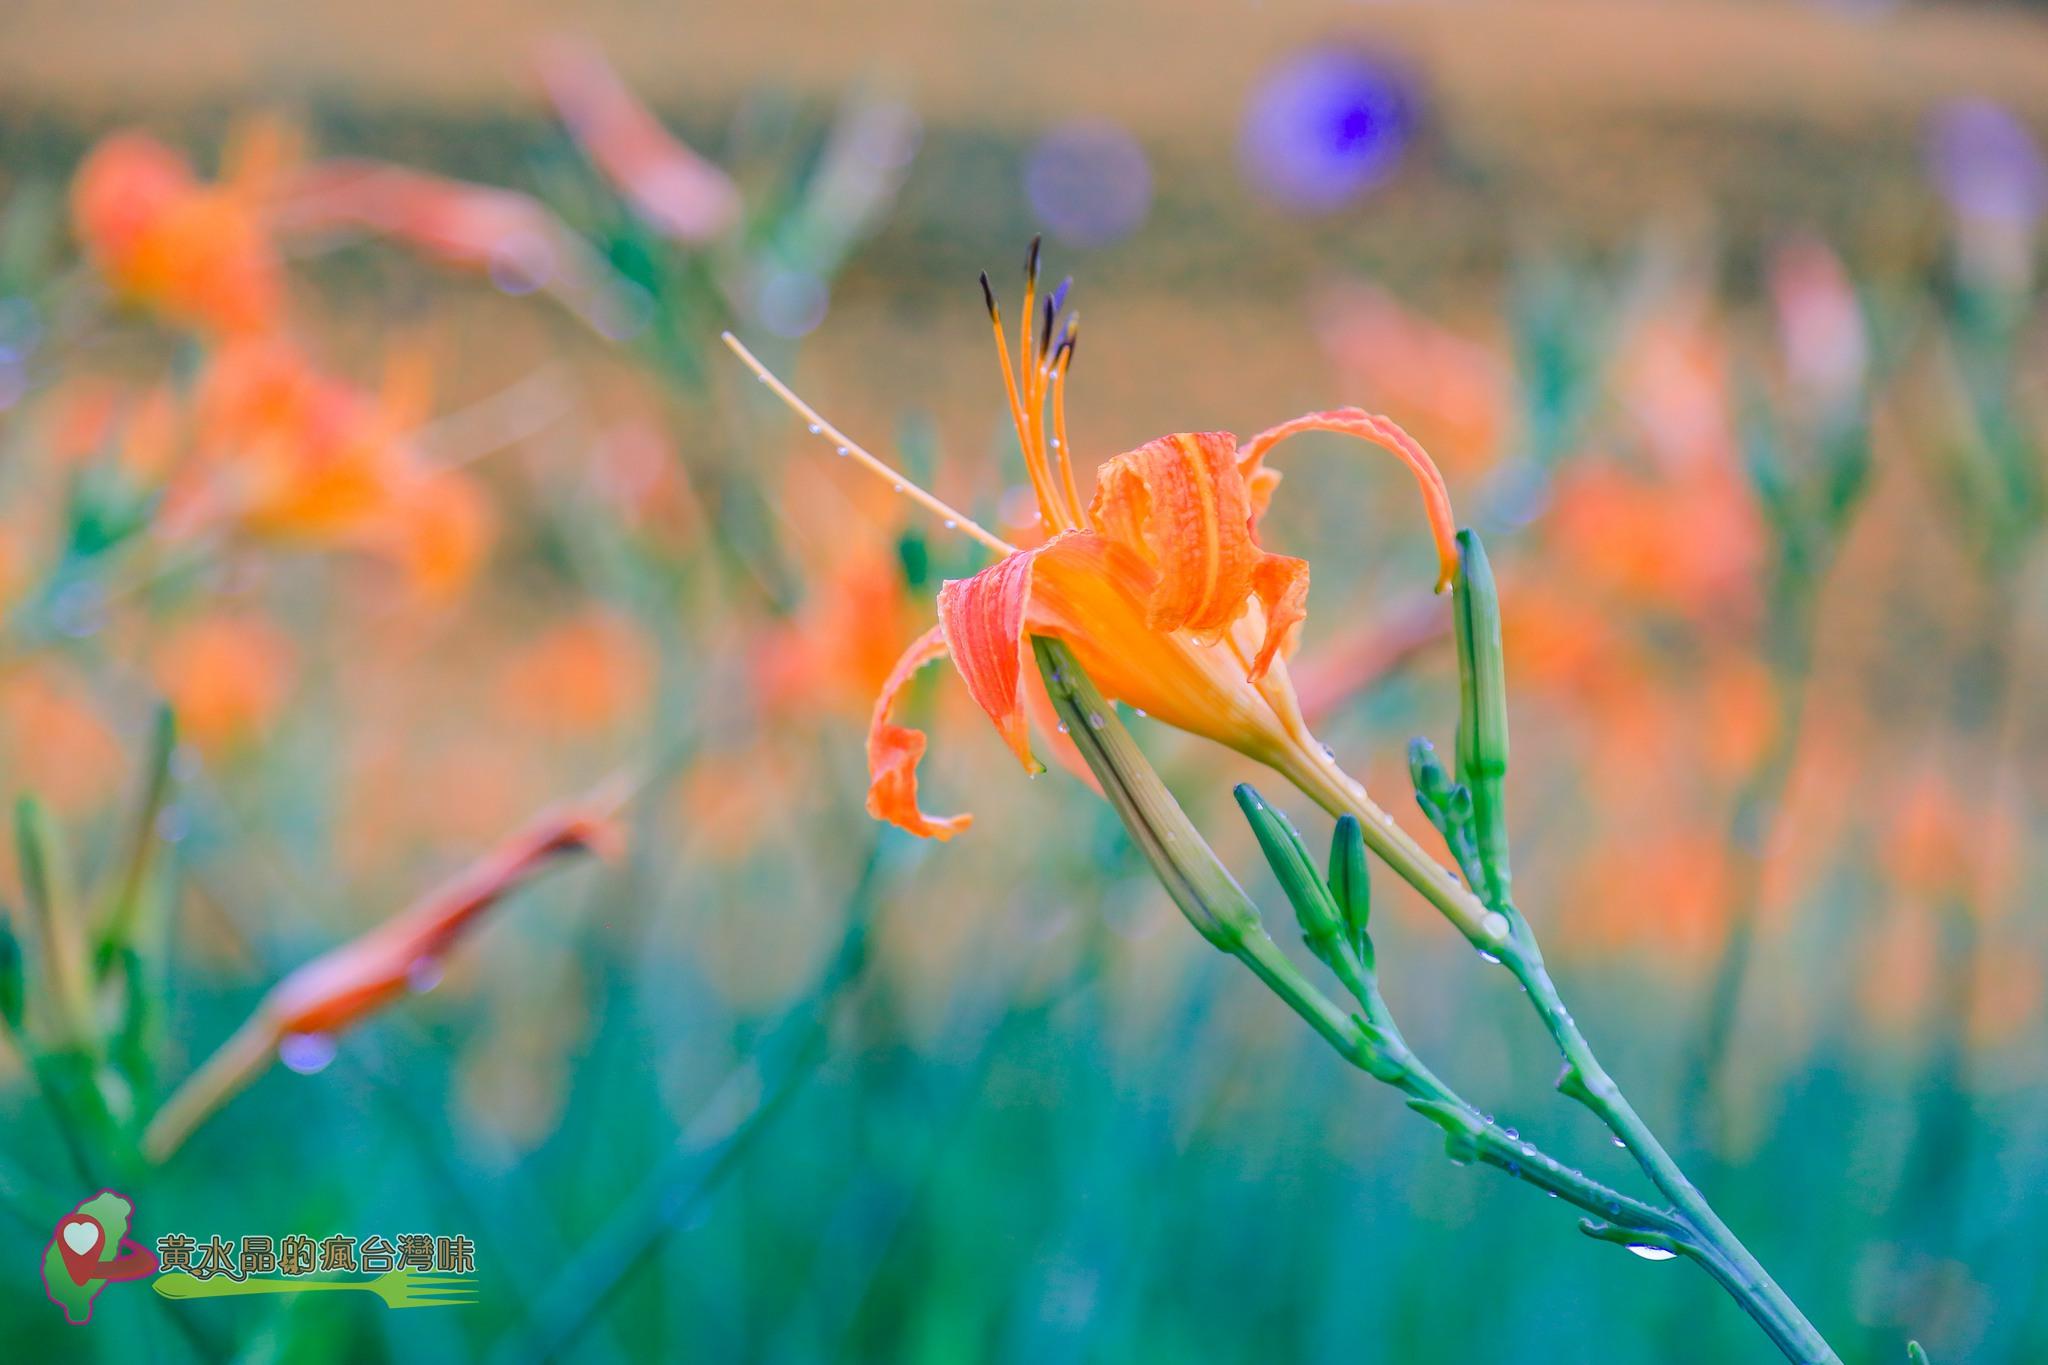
[{"xmin": 56, "ymin": 1216, "xmax": 109, "ymax": 1287}]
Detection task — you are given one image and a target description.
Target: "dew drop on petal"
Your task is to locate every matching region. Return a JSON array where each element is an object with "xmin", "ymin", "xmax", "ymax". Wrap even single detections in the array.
[
  {"xmin": 279, "ymin": 1033, "xmax": 338, "ymax": 1075},
  {"xmin": 407, "ymin": 957, "xmax": 444, "ymax": 994}
]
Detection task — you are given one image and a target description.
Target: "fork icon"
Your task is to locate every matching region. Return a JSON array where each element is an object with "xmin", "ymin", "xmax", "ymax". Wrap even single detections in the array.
[{"xmin": 153, "ymin": 1269, "xmax": 478, "ymax": 1309}]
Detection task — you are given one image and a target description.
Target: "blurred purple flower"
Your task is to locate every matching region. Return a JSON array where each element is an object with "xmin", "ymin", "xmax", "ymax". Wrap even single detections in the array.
[
  {"xmin": 1240, "ymin": 46, "xmax": 1419, "ymax": 212},
  {"xmin": 1925, "ymin": 99, "xmax": 2047, "ymax": 227},
  {"xmin": 1025, "ymin": 121, "xmax": 1152, "ymax": 248}
]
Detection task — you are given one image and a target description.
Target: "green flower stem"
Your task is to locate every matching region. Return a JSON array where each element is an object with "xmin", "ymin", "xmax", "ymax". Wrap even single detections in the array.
[
  {"xmin": 1032, "ymin": 640, "xmax": 1688, "ymax": 1258},
  {"xmin": 1504, "ymin": 935, "xmax": 1838, "ymax": 1363},
  {"xmin": 1289, "ymin": 747, "xmax": 1838, "ymax": 1363},
  {"xmin": 1220, "ymin": 918, "xmax": 1689, "ymax": 1247}
]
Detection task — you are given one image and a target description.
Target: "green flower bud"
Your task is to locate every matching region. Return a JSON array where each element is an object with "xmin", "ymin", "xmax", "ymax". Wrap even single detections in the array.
[
  {"xmin": 1452, "ymin": 530, "xmax": 1512, "ymax": 907},
  {"xmin": 1234, "ymin": 785, "xmax": 1346, "ymax": 973},
  {"xmin": 1032, "ymin": 638, "xmax": 1261, "ymax": 948},
  {"xmin": 1327, "ymin": 815, "xmax": 1373, "ymax": 971},
  {"xmin": 1453, "ymin": 529, "xmax": 1509, "ymax": 784}
]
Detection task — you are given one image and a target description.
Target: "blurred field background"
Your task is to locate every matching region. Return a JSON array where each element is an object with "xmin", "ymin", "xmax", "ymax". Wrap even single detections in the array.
[{"xmin": 1, "ymin": 1, "xmax": 2046, "ymax": 1360}]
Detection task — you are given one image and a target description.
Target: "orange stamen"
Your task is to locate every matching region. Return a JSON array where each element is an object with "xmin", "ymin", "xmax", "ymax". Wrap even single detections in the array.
[
  {"xmin": 982, "ymin": 271, "xmax": 1066, "ymax": 534},
  {"xmin": 1050, "ymin": 322, "xmax": 1084, "ymax": 527}
]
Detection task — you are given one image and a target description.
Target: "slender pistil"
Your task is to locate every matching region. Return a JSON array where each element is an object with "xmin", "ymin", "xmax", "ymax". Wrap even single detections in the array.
[{"xmin": 722, "ymin": 332, "xmax": 1016, "ymax": 557}]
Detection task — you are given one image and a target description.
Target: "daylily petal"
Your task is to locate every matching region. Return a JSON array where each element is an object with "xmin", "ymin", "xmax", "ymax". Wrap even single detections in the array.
[
  {"xmin": 866, "ymin": 624, "xmax": 972, "ymax": 839},
  {"xmin": 1249, "ymin": 552, "xmax": 1310, "ymax": 680},
  {"xmin": 1239, "ymin": 407, "xmax": 1460, "ymax": 593},
  {"xmin": 1027, "ymin": 532, "xmax": 1308, "ymax": 766},
  {"xmin": 937, "ymin": 549, "xmax": 1044, "ymax": 773},
  {"xmin": 1089, "ymin": 430, "xmax": 1305, "ymax": 680}
]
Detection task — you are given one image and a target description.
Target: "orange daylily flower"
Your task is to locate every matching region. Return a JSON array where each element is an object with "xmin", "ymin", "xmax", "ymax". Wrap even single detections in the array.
[
  {"xmin": 189, "ymin": 336, "xmax": 408, "ymax": 538},
  {"xmin": 178, "ymin": 336, "xmax": 493, "ymax": 597},
  {"xmin": 71, "ymin": 129, "xmax": 282, "ymax": 336},
  {"xmin": 143, "ymin": 795, "xmax": 623, "ymax": 1161},
  {"xmin": 725, "ymin": 244, "xmax": 1459, "ymax": 840}
]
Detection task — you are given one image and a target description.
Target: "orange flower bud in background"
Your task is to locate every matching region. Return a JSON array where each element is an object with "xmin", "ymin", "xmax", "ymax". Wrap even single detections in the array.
[{"xmin": 144, "ymin": 796, "xmax": 624, "ymax": 1162}]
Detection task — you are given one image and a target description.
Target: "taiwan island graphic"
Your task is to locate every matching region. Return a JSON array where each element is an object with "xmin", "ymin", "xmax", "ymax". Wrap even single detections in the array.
[{"xmin": 40, "ymin": 1189, "xmax": 159, "ymax": 1324}]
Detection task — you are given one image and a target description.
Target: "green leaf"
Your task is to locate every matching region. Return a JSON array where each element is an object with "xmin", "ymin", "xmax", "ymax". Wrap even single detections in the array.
[{"xmin": 0, "ymin": 914, "xmax": 22, "ymax": 1035}]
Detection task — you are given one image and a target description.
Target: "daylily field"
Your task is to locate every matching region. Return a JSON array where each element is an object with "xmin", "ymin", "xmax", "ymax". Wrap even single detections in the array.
[{"xmin": 3, "ymin": 3, "xmax": 2048, "ymax": 1361}]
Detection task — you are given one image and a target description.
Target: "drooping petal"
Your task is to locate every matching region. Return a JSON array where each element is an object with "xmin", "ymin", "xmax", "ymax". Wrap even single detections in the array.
[
  {"xmin": 1239, "ymin": 407, "xmax": 1460, "ymax": 593},
  {"xmin": 936, "ymin": 550, "xmax": 1043, "ymax": 773},
  {"xmin": 865, "ymin": 624, "xmax": 972, "ymax": 839},
  {"xmin": 1248, "ymin": 552, "xmax": 1310, "ymax": 680}
]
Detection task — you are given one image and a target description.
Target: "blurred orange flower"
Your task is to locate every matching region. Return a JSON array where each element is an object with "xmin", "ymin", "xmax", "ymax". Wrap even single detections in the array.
[
  {"xmin": 71, "ymin": 130, "xmax": 281, "ymax": 336},
  {"xmin": 182, "ymin": 337, "xmax": 492, "ymax": 597},
  {"xmin": 727, "ymin": 249, "xmax": 1458, "ymax": 840},
  {"xmin": 0, "ymin": 663, "xmax": 124, "ymax": 814},
  {"xmin": 1565, "ymin": 827, "xmax": 1733, "ymax": 962},
  {"xmin": 153, "ymin": 613, "xmax": 296, "ymax": 751},
  {"xmin": 1543, "ymin": 456, "xmax": 1762, "ymax": 622},
  {"xmin": 500, "ymin": 610, "xmax": 656, "ymax": 735},
  {"xmin": 1314, "ymin": 281, "xmax": 1509, "ymax": 478}
]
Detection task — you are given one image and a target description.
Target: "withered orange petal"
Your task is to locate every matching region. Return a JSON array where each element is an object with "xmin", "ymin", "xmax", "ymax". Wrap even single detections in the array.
[
  {"xmin": 865, "ymin": 623, "xmax": 972, "ymax": 840},
  {"xmin": 937, "ymin": 551, "xmax": 1044, "ymax": 774},
  {"xmin": 270, "ymin": 803, "xmax": 616, "ymax": 1037},
  {"xmin": 1239, "ymin": 407, "xmax": 1460, "ymax": 593}
]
